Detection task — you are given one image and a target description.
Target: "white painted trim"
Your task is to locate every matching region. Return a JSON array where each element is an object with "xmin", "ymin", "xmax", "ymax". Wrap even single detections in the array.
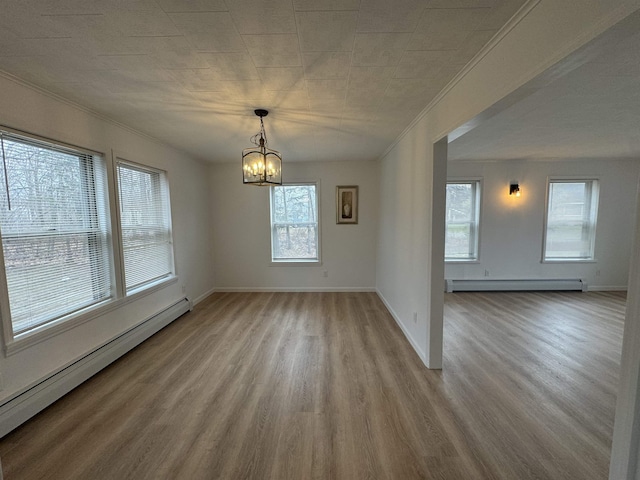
[
  {"xmin": 214, "ymin": 287, "xmax": 376, "ymax": 292},
  {"xmin": 4, "ymin": 276, "xmax": 179, "ymax": 356},
  {"xmin": 375, "ymin": 289, "xmax": 427, "ymax": 368},
  {"xmin": 193, "ymin": 287, "xmax": 216, "ymax": 306},
  {"xmin": 0, "ymin": 298, "xmax": 190, "ymax": 438},
  {"xmin": 542, "ymin": 178, "xmax": 599, "ymax": 263},
  {"xmin": 380, "ymin": 0, "xmax": 541, "ymax": 158},
  {"xmin": 445, "ymin": 177, "xmax": 482, "ymax": 264},
  {"xmin": 269, "ymin": 261, "xmax": 323, "ymax": 267},
  {"xmin": 269, "ymin": 181, "xmax": 322, "ymax": 264},
  {"xmin": 588, "ymin": 285, "xmax": 628, "ymax": 292},
  {"xmin": 428, "ymin": 140, "xmax": 447, "ymax": 370},
  {"xmin": 112, "ymin": 155, "xmax": 177, "ymax": 297},
  {"xmin": 382, "ymin": 0, "xmax": 638, "ymax": 158}
]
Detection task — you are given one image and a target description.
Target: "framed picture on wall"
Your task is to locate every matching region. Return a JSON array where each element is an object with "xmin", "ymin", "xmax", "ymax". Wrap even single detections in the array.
[{"xmin": 336, "ymin": 185, "xmax": 358, "ymax": 224}]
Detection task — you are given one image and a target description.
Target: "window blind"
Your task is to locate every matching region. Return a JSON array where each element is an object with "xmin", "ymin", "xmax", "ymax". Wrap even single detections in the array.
[
  {"xmin": 0, "ymin": 132, "xmax": 111, "ymax": 336},
  {"xmin": 545, "ymin": 180, "xmax": 599, "ymax": 260},
  {"xmin": 117, "ymin": 162, "xmax": 173, "ymax": 291}
]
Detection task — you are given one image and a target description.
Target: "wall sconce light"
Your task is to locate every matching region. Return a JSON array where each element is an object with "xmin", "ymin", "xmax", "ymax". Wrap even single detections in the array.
[{"xmin": 509, "ymin": 183, "xmax": 521, "ymax": 197}]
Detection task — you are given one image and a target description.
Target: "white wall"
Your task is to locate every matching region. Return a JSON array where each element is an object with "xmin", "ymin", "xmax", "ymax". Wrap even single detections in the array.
[
  {"xmin": 445, "ymin": 158, "xmax": 640, "ymax": 290},
  {"xmin": 0, "ymin": 74, "xmax": 215, "ymax": 402},
  {"xmin": 211, "ymin": 160, "xmax": 378, "ymax": 291},
  {"xmin": 611, "ymin": 177, "xmax": 640, "ymax": 479},
  {"xmin": 376, "ymin": 0, "xmax": 639, "ymax": 367},
  {"xmin": 376, "ymin": 131, "xmax": 433, "ymax": 362},
  {"xmin": 376, "ymin": 1, "xmax": 640, "ymax": 475}
]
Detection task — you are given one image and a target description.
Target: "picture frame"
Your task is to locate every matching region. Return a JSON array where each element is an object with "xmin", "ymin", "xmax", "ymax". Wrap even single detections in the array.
[{"xmin": 336, "ymin": 185, "xmax": 358, "ymax": 224}]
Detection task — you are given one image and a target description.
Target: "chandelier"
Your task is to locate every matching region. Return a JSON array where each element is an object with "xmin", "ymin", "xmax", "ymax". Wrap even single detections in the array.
[{"xmin": 242, "ymin": 109, "xmax": 282, "ymax": 185}]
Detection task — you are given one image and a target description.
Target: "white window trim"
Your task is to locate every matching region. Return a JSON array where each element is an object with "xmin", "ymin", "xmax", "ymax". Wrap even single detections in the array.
[
  {"xmin": 542, "ymin": 177, "xmax": 599, "ymax": 263},
  {"xmin": 4, "ymin": 275, "xmax": 178, "ymax": 355},
  {"xmin": 269, "ymin": 260, "xmax": 323, "ymax": 267},
  {"xmin": 0, "ymin": 127, "xmax": 116, "ymax": 353},
  {"xmin": 269, "ymin": 181, "xmax": 322, "ymax": 265},
  {"xmin": 112, "ymin": 155, "xmax": 177, "ymax": 296},
  {"xmin": 0, "ymin": 140, "xmax": 180, "ymax": 355},
  {"xmin": 445, "ymin": 178, "xmax": 482, "ymax": 263}
]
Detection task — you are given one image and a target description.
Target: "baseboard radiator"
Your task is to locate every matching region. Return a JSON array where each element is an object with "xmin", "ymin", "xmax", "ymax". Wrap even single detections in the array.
[
  {"xmin": 0, "ymin": 297, "xmax": 190, "ymax": 438},
  {"xmin": 445, "ymin": 279, "xmax": 586, "ymax": 293}
]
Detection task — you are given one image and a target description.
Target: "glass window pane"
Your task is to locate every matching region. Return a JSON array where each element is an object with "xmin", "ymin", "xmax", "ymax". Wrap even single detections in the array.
[
  {"xmin": 548, "ymin": 183, "xmax": 586, "ymax": 222},
  {"xmin": 117, "ymin": 162, "xmax": 174, "ymax": 291},
  {"xmin": 544, "ymin": 180, "xmax": 597, "ymax": 260},
  {"xmin": 545, "ymin": 225, "xmax": 591, "ymax": 258},
  {"xmin": 446, "ymin": 184, "xmax": 473, "ymax": 222},
  {"xmin": 445, "ymin": 182, "xmax": 479, "ymax": 260},
  {"xmin": 270, "ymin": 184, "xmax": 319, "ymax": 261},
  {"xmin": 273, "ymin": 225, "xmax": 318, "ymax": 259},
  {"xmin": 0, "ymin": 134, "xmax": 111, "ymax": 336},
  {"xmin": 445, "ymin": 223, "xmax": 472, "ymax": 258}
]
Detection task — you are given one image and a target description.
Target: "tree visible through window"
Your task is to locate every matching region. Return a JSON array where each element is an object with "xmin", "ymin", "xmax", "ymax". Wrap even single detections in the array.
[
  {"xmin": 544, "ymin": 180, "xmax": 599, "ymax": 261},
  {"xmin": 0, "ymin": 132, "xmax": 111, "ymax": 336},
  {"xmin": 445, "ymin": 181, "xmax": 480, "ymax": 261},
  {"xmin": 270, "ymin": 184, "xmax": 319, "ymax": 262},
  {"xmin": 117, "ymin": 161, "xmax": 174, "ymax": 291}
]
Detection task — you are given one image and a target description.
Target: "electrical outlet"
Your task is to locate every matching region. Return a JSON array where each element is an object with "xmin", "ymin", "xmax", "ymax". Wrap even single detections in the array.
[
  {"xmin": 0, "ymin": 373, "xmax": 4, "ymax": 391},
  {"xmin": 596, "ymin": 270, "xmax": 601, "ymax": 277},
  {"xmin": 484, "ymin": 269, "xmax": 490, "ymax": 277},
  {"xmin": 413, "ymin": 312, "xmax": 418, "ymax": 323},
  {"xmin": 181, "ymin": 285, "xmax": 187, "ymax": 293},
  {"xmin": 323, "ymin": 270, "xmax": 328, "ymax": 278}
]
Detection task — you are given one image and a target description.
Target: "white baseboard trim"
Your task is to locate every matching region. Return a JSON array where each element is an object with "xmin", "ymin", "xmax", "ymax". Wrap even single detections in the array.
[
  {"xmin": 587, "ymin": 285, "xmax": 628, "ymax": 292},
  {"xmin": 193, "ymin": 287, "xmax": 216, "ymax": 306},
  {"xmin": 214, "ymin": 287, "xmax": 377, "ymax": 292},
  {"xmin": 375, "ymin": 289, "xmax": 427, "ymax": 367},
  {"xmin": 0, "ymin": 298, "xmax": 190, "ymax": 438}
]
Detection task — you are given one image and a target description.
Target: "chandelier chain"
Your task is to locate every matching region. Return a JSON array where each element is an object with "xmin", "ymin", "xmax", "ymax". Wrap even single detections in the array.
[{"xmin": 250, "ymin": 117, "xmax": 268, "ymax": 147}]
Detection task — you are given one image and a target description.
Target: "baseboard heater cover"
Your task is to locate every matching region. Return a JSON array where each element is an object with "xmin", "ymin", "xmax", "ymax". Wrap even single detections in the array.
[
  {"xmin": 0, "ymin": 297, "xmax": 190, "ymax": 438},
  {"xmin": 445, "ymin": 279, "xmax": 586, "ymax": 293}
]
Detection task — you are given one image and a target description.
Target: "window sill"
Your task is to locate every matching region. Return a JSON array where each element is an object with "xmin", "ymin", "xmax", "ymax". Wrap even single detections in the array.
[
  {"xmin": 269, "ymin": 260, "xmax": 322, "ymax": 267},
  {"xmin": 541, "ymin": 259, "xmax": 597, "ymax": 264},
  {"xmin": 126, "ymin": 275, "xmax": 178, "ymax": 300},
  {"xmin": 445, "ymin": 259, "xmax": 480, "ymax": 264},
  {"xmin": 5, "ymin": 275, "xmax": 179, "ymax": 356}
]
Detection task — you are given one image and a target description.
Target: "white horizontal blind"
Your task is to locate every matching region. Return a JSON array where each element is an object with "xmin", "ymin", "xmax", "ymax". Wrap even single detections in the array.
[
  {"xmin": 0, "ymin": 132, "xmax": 111, "ymax": 336},
  {"xmin": 117, "ymin": 161, "xmax": 173, "ymax": 291},
  {"xmin": 545, "ymin": 180, "xmax": 599, "ymax": 260},
  {"xmin": 270, "ymin": 184, "xmax": 319, "ymax": 261}
]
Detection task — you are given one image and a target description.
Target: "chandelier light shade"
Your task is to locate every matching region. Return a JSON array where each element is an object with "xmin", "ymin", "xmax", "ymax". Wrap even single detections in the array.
[{"xmin": 242, "ymin": 109, "xmax": 282, "ymax": 185}]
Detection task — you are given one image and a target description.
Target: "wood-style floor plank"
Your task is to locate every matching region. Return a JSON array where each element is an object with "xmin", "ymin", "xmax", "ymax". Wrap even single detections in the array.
[{"xmin": 0, "ymin": 291, "xmax": 625, "ymax": 479}]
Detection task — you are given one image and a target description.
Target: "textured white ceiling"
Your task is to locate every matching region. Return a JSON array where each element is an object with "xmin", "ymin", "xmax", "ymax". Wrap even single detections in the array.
[
  {"xmin": 0, "ymin": 0, "xmax": 527, "ymax": 162},
  {"xmin": 449, "ymin": 24, "xmax": 640, "ymax": 162}
]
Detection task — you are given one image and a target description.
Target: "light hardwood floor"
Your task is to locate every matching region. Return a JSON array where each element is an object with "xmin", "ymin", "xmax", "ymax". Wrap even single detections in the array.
[{"xmin": 0, "ymin": 291, "xmax": 625, "ymax": 479}]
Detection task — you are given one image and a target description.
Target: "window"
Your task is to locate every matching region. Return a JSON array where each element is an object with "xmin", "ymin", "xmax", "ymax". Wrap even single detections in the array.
[
  {"xmin": 116, "ymin": 161, "xmax": 174, "ymax": 291},
  {"xmin": 445, "ymin": 181, "xmax": 480, "ymax": 261},
  {"xmin": 270, "ymin": 183, "xmax": 319, "ymax": 262},
  {"xmin": 0, "ymin": 131, "xmax": 111, "ymax": 337},
  {"xmin": 544, "ymin": 179, "xmax": 599, "ymax": 261}
]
